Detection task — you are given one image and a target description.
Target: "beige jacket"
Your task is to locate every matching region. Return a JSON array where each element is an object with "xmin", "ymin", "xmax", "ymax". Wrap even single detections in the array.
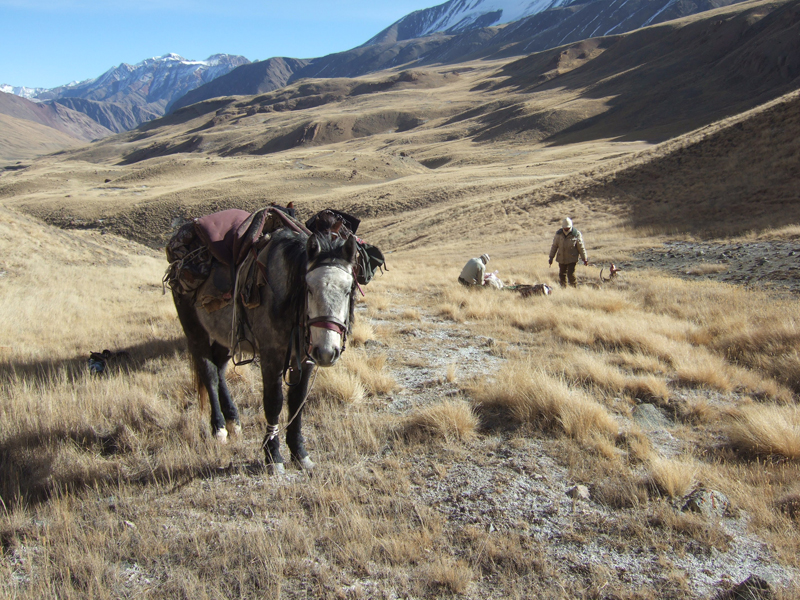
[
  {"xmin": 549, "ymin": 228, "xmax": 587, "ymax": 264},
  {"xmin": 459, "ymin": 257, "xmax": 486, "ymax": 284}
]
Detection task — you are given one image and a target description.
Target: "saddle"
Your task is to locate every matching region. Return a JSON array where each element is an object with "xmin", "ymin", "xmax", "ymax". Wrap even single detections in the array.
[{"xmin": 164, "ymin": 206, "xmax": 310, "ymax": 311}]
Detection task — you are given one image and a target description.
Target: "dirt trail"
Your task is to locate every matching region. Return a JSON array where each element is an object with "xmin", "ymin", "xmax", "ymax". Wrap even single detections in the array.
[{"xmin": 356, "ymin": 291, "xmax": 798, "ymax": 599}]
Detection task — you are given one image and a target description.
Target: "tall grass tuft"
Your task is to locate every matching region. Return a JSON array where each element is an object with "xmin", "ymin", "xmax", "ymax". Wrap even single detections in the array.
[
  {"xmin": 469, "ymin": 360, "xmax": 618, "ymax": 443},
  {"xmin": 314, "ymin": 368, "xmax": 366, "ymax": 403},
  {"xmin": 402, "ymin": 399, "xmax": 478, "ymax": 443},
  {"xmin": 339, "ymin": 348, "xmax": 397, "ymax": 395},
  {"xmin": 646, "ymin": 457, "xmax": 698, "ymax": 499},
  {"xmin": 722, "ymin": 404, "xmax": 800, "ymax": 460}
]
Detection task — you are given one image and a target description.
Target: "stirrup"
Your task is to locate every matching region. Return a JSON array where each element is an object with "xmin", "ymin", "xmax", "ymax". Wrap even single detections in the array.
[{"xmin": 232, "ymin": 338, "xmax": 255, "ymax": 366}]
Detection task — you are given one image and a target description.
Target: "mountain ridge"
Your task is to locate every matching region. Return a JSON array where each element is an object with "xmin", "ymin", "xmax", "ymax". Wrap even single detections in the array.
[
  {"xmin": 168, "ymin": 57, "xmax": 312, "ymax": 113},
  {"xmin": 0, "ymin": 0, "xmax": 788, "ymax": 164},
  {"xmin": 0, "ymin": 91, "xmax": 112, "ymax": 141},
  {"xmin": 184, "ymin": 0, "xmax": 750, "ymax": 110}
]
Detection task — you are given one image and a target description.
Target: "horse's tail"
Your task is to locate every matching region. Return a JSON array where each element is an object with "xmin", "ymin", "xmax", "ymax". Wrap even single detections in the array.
[{"xmin": 190, "ymin": 355, "xmax": 210, "ymax": 415}]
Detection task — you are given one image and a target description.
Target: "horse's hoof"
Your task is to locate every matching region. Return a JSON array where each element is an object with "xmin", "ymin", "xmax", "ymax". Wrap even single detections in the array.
[
  {"xmin": 214, "ymin": 428, "xmax": 229, "ymax": 444},
  {"xmin": 295, "ymin": 456, "xmax": 315, "ymax": 471},
  {"xmin": 268, "ymin": 462, "xmax": 285, "ymax": 476},
  {"xmin": 226, "ymin": 420, "xmax": 242, "ymax": 437}
]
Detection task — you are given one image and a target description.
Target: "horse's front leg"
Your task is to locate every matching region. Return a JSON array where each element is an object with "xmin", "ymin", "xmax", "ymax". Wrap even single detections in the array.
[
  {"xmin": 260, "ymin": 358, "xmax": 286, "ymax": 474},
  {"xmin": 286, "ymin": 364, "xmax": 315, "ymax": 471}
]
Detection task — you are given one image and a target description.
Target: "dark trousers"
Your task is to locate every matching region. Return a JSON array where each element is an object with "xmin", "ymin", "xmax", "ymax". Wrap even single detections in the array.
[{"xmin": 559, "ymin": 262, "xmax": 577, "ymax": 287}]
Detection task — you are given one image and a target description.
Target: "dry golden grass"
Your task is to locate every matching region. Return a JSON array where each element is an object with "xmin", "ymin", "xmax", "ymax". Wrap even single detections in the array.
[
  {"xmin": 349, "ymin": 318, "xmax": 376, "ymax": 346},
  {"xmin": 2, "ymin": 208, "xmax": 800, "ymax": 599},
  {"xmin": 342, "ymin": 348, "xmax": 397, "ymax": 395},
  {"xmin": 401, "ymin": 398, "xmax": 478, "ymax": 443},
  {"xmin": 673, "ymin": 348, "xmax": 736, "ymax": 392},
  {"xmin": 684, "ymin": 263, "xmax": 728, "ymax": 275},
  {"xmin": 445, "ymin": 363, "xmax": 458, "ymax": 383},
  {"xmin": 419, "ymin": 556, "xmax": 474, "ymax": 595},
  {"xmin": 608, "ymin": 351, "xmax": 669, "ymax": 375},
  {"xmin": 624, "ymin": 375, "xmax": 671, "ymax": 404},
  {"xmin": 553, "ymin": 348, "xmax": 628, "ymax": 395},
  {"xmin": 646, "ymin": 456, "xmax": 699, "ymax": 499},
  {"xmin": 361, "ymin": 290, "xmax": 392, "ymax": 315},
  {"xmin": 677, "ymin": 398, "xmax": 721, "ymax": 425},
  {"xmin": 314, "ymin": 366, "xmax": 366, "ymax": 403},
  {"xmin": 469, "ymin": 360, "xmax": 618, "ymax": 443},
  {"xmin": 722, "ymin": 404, "xmax": 800, "ymax": 460},
  {"xmin": 2, "ymin": 60, "xmax": 800, "ymax": 596}
]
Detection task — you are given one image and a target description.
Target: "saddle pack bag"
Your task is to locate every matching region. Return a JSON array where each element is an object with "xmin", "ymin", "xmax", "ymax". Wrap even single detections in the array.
[
  {"xmin": 163, "ymin": 222, "xmax": 212, "ymax": 296},
  {"xmin": 356, "ymin": 241, "xmax": 386, "ymax": 285}
]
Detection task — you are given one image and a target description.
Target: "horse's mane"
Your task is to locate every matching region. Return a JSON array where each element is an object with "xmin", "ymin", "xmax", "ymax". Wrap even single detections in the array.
[{"xmin": 266, "ymin": 227, "xmax": 353, "ymax": 318}]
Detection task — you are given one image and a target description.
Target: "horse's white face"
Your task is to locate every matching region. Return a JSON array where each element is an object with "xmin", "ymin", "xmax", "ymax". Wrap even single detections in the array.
[{"xmin": 305, "ymin": 264, "xmax": 353, "ymax": 366}]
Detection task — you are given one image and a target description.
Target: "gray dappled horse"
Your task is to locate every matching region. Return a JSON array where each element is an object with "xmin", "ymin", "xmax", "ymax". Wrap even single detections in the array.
[{"xmin": 172, "ymin": 227, "xmax": 358, "ymax": 473}]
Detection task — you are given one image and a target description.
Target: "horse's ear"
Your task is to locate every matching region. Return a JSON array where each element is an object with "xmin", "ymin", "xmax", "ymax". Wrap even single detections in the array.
[
  {"xmin": 307, "ymin": 233, "xmax": 322, "ymax": 262},
  {"xmin": 344, "ymin": 234, "xmax": 358, "ymax": 264}
]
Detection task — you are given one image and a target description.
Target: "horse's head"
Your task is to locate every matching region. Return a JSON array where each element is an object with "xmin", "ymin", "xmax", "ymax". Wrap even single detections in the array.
[{"xmin": 305, "ymin": 232, "xmax": 358, "ymax": 366}]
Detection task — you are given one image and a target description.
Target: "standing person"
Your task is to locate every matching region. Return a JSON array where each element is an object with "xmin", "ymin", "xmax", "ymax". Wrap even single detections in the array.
[
  {"xmin": 459, "ymin": 254, "xmax": 490, "ymax": 286},
  {"xmin": 548, "ymin": 217, "xmax": 588, "ymax": 288}
]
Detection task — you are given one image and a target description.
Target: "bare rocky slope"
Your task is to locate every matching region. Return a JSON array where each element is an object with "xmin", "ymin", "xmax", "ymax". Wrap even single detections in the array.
[
  {"xmin": 0, "ymin": 91, "xmax": 112, "ymax": 142},
  {"xmin": 168, "ymin": 57, "xmax": 311, "ymax": 113}
]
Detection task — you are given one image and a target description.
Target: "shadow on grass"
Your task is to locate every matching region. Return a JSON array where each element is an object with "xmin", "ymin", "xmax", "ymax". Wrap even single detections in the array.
[
  {"xmin": 0, "ymin": 420, "xmax": 266, "ymax": 509},
  {"xmin": 0, "ymin": 337, "xmax": 188, "ymax": 388}
]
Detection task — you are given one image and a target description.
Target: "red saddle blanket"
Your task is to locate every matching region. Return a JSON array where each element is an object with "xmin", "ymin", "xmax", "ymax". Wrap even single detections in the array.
[{"xmin": 194, "ymin": 208, "xmax": 251, "ymax": 266}]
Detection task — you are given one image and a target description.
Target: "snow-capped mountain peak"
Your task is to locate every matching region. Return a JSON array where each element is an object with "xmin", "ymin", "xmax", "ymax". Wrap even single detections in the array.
[
  {"xmin": 365, "ymin": 0, "xmax": 573, "ymax": 44},
  {"xmin": 0, "ymin": 84, "xmax": 47, "ymax": 101},
  {"xmin": 428, "ymin": 0, "xmax": 573, "ymax": 34}
]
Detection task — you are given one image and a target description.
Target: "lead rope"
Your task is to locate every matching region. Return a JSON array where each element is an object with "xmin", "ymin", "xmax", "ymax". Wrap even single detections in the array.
[{"xmin": 263, "ymin": 364, "xmax": 320, "ymax": 446}]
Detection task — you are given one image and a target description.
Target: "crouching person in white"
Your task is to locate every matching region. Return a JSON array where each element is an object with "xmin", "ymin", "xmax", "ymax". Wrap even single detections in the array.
[{"xmin": 458, "ymin": 253, "xmax": 490, "ymax": 286}]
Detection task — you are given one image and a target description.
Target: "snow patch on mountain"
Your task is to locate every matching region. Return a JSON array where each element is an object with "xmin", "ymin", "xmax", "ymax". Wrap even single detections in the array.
[
  {"xmin": 0, "ymin": 84, "xmax": 46, "ymax": 101},
  {"xmin": 422, "ymin": 0, "xmax": 574, "ymax": 34},
  {"xmin": 365, "ymin": 0, "xmax": 575, "ymax": 44}
]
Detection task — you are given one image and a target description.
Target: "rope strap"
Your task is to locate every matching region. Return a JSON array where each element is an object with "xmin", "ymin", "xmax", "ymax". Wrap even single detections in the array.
[
  {"xmin": 264, "ymin": 424, "xmax": 279, "ymax": 443},
  {"xmin": 261, "ymin": 366, "xmax": 319, "ymax": 450}
]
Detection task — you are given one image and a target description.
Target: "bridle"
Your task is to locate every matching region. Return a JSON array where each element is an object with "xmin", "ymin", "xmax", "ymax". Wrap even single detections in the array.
[
  {"xmin": 283, "ymin": 256, "xmax": 356, "ymax": 385},
  {"xmin": 306, "ymin": 258, "xmax": 354, "ymax": 339}
]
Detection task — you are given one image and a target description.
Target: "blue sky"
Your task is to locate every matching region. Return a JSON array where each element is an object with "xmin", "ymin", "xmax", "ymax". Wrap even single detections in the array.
[{"xmin": 0, "ymin": 0, "xmax": 436, "ymax": 89}]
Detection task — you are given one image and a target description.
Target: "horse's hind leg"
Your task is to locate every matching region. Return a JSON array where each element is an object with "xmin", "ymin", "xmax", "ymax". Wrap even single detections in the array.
[
  {"xmin": 212, "ymin": 342, "xmax": 241, "ymax": 437},
  {"xmin": 174, "ymin": 298, "xmax": 232, "ymax": 442},
  {"xmin": 193, "ymin": 350, "xmax": 230, "ymax": 442},
  {"xmin": 286, "ymin": 365, "xmax": 314, "ymax": 470}
]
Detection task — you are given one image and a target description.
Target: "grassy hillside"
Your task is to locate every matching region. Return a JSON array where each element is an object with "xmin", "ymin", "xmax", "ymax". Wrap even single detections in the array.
[{"xmin": 0, "ymin": 114, "xmax": 86, "ymax": 167}]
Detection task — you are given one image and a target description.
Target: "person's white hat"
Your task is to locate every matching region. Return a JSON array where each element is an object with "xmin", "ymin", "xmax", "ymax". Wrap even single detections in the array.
[
  {"xmin": 561, "ymin": 217, "xmax": 573, "ymax": 230},
  {"xmin": 480, "ymin": 254, "xmax": 490, "ymax": 263}
]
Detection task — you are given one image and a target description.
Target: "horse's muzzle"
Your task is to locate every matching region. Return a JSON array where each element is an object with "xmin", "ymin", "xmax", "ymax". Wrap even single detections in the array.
[
  {"xmin": 310, "ymin": 343, "xmax": 341, "ymax": 366},
  {"xmin": 309, "ymin": 323, "xmax": 345, "ymax": 366}
]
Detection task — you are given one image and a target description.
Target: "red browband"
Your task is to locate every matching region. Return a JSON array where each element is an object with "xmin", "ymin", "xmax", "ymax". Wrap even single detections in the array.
[{"xmin": 308, "ymin": 319, "xmax": 347, "ymax": 335}]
